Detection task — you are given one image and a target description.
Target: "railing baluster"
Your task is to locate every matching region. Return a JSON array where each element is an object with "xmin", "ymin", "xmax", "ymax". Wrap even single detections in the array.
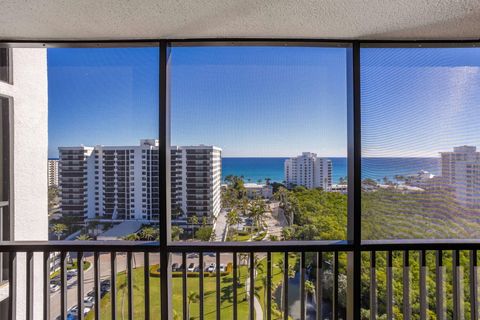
[
  {"xmin": 333, "ymin": 251, "xmax": 338, "ymax": 320},
  {"xmin": 233, "ymin": 252, "xmax": 238, "ymax": 320},
  {"xmin": 419, "ymin": 250, "xmax": 427, "ymax": 320},
  {"xmin": 43, "ymin": 251, "xmax": 50, "ymax": 320},
  {"xmin": 386, "ymin": 251, "xmax": 393, "ymax": 320},
  {"xmin": 26, "ymin": 251, "xmax": 33, "ymax": 320},
  {"xmin": 300, "ymin": 252, "xmax": 306, "ymax": 320},
  {"xmin": 127, "ymin": 252, "xmax": 133, "ymax": 320},
  {"xmin": 470, "ymin": 250, "xmax": 478, "ymax": 320},
  {"xmin": 182, "ymin": 252, "xmax": 187, "ymax": 320},
  {"xmin": 61, "ymin": 251, "xmax": 67, "ymax": 320},
  {"xmin": 403, "ymin": 251, "xmax": 410, "ymax": 320},
  {"xmin": 77, "ymin": 251, "xmax": 84, "ymax": 320},
  {"xmin": 8, "ymin": 251, "xmax": 16, "ymax": 320},
  {"xmin": 283, "ymin": 252, "xmax": 289, "ymax": 320},
  {"xmin": 216, "ymin": 252, "xmax": 221, "ymax": 320},
  {"xmin": 436, "ymin": 250, "xmax": 445, "ymax": 320},
  {"xmin": 267, "ymin": 252, "xmax": 272, "ymax": 320},
  {"xmin": 453, "ymin": 250, "xmax": 464, "ymax": 319},
  {"xmin": 144, "ymin": 252, "xmax": 150, "ymax": 320},
  {"xmin": 249, "ymin": 252, "xmax": 255, "ymax": 320},
  {"xmin": 111, "ymin": 252, "xmax": 117, "ymax": 320},
  {"xmin": 370, "ymin": 251, "xmax": 377, "ymax": 320},
  {"xmin": 94, "ymin": 251, "xmax": 100, "ymax": 320},
  {"xmin": 199, "ymin": 252, "xmax": 204, "ymax": 320},
  {"xmin": 316, "ymin": 252, "xmax": 323, "ymax": 320}
]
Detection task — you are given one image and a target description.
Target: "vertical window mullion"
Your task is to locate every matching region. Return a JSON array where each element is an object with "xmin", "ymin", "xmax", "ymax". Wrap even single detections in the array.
[
  {"xmin": 346, "ymin": 41, "xmax": 361, "ymax": 320},
  {"xmin": 159, "ymin": 40, "xmax": 172, "ymax": 320}
]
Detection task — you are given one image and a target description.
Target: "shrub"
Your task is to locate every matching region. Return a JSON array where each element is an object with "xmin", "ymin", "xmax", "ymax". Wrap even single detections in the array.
[{"xmin": 149, "ymin": 265, "xmax": 230, "ymax": 278}]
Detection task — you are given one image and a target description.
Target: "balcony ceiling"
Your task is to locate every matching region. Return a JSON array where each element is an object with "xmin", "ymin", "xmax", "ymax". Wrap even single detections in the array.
[{"xmin": 1, "ymin": 0, "xmax": 480, "ymax": 41}]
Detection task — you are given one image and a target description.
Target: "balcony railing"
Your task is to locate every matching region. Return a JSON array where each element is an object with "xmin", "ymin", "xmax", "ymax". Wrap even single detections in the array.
[{"xmin": 2, "ymin": 239, "xmax": 480, "ymax": 320}]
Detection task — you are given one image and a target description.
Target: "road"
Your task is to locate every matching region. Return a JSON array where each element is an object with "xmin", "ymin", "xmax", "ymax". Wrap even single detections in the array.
[{"xmin": 213, "ymin": 209, "xmax": 228, "ymax": 241}]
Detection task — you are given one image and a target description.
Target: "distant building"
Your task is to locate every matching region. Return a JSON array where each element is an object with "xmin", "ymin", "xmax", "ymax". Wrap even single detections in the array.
[
  {"xmin": 244, "ymin": 182, "xmax": 273, "ymax": 199},
  {"xmin": 59, "ymin": 141, "xmax": 222, "ymax": 225},
  {"xmin": 48, "ymin": 159, "xmax": 59, "ymax": 186},
  {"xmin": 331, "ymin": 184, "xmax": 347, "ymax": 194},
  {"xmin": 440, "ymin": 146, "xmax": 480, "ymax": 208},
  {"xmin": 171, "ymin": 145, "xmax": 222, "ymax": 226},
  {"xmin": 284, "ymin": 152, "xmax": 332, "ymax": 190}
]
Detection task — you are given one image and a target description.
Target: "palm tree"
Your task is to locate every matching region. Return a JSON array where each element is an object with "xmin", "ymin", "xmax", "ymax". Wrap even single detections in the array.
[
  {"xmin": 123, "ymin": 233, "xmax": 139, "ymax": 241},
  {"xmin": 139, "ymin": 226, "xmax": 158, "ymax": 241},
  {"xmin": 226, "ymin": 209, "xmax": 241, "ymax": 240},
  {"xmin": 186, "ymin": 291, "xmax": 199, "ymax": 320},
  {"xmin": 76, "ymin": 234, "xmax": 92, "ymax": 241},
  {"xmin": 188, "ymin": 216, "xmax": 199, "ymax": 240},
  {"xmin": 238, "ymin": 253, "xmax": 249, "ymax": 285},
  {"xmin": 281, "ymin": 227, "xmax": 294, "ymax": 241},
  {"xmin": 275, "ymin": 257, "xmax": 295, "ymax": 312},
  {"xmin": 51, "ymin": 223, "xmax": 68, "ymax": 240},
  {"xmin": 304, "ymin": 280, "xmax": 316, "ymax": 319},
  {"xmin": 250, "ymin": 198, "xmax": 267, "ymax": 232},
  {"xmin": 171, "ymin": 226, "xmax": 184, "ymax": 241}
]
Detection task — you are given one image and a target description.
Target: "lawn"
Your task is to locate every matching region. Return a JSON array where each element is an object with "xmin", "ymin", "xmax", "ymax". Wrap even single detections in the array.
[
  {"xmin": 84, "ymin": 253, "xmax": 297, "ymax": 320},
  {"xmin": 85, "ymin": 265, "xmax": 251, "ymax": 320}
]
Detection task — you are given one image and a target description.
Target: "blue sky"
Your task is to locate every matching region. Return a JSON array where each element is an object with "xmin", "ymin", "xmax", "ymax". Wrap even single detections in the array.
[
  {"xmin": 362, "ymin": 47, "xmax": 480, "ymax": 157},
  {"xmin": 48, "ymin": 46, "xmax": 480, "ymax": 158},
  {"xmin": 48, "ymin": 47, "xmax": 159, "ymax": 158},
  {"xmin": 48, "ymin": 46, "xmax": 348, "ymax": 158}
]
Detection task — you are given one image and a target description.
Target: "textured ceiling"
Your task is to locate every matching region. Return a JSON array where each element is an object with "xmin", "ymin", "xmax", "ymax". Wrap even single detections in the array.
[{"xmin": 1, "ymin": 0, "xmax": 480, "ymax": 40}]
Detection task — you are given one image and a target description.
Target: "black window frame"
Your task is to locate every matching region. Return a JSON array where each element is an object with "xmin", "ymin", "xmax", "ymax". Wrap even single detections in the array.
[
  {"xmin": 0, "ymin": 48, "xmax": 12, "ymax": 84},
  {"xmin": 1, "ymin": 39, "xmax": 479, "ymax": 320}
]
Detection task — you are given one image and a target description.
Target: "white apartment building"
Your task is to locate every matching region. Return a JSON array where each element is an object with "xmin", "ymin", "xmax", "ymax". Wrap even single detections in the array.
[
  {"xmin": 48, "ymin": 159, "xmax": 59, "ymax": 186},
  {"xmin": 59, "ymin": 141, "xmax": 222, "ymax": 225},
  {"xmin": 0, "ymin": 48, "xmax": 48, "ymax": 320},
  {"xmin": 440, "ymin": 145, "xmax": 480, "ymax": 208},
  {"xmin": 171, "ymin": 145, "xmax": 222, "ymax": 227},
  {"xmin": 244, "ymin": 183, "xmax": 273, "ymax": 199},
  {"xmin": 284, "ymin": 152, "xmax": 332, "ymax": 190}
]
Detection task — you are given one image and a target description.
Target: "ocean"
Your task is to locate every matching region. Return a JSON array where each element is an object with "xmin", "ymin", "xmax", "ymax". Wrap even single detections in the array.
[{"xmin": 222, "ymin": 157, "xmax": 441, "ymax": 184}]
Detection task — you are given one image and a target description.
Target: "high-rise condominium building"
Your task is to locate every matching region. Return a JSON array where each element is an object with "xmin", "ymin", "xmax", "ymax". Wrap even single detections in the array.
[
  {"xmin": 440, "ymin": 145, "xmax": 480, "ymax": 208},
  {"xmin": 48, "ymin": 159, "xmax": 59, "ymax": 186},
  {"xmin": 284, "ymin": 152, "xmax": 332, "ymax": 190},
  {"xmin": 59, "ymin": 141, "xmax": 222, "ymax": 225},
  {"xmin": 0, "ymin": 47, "xmax": 48, "ymax": 319},
  {"xmin": 171, "ymin": 145, "xmax": 222, "ymax": 226}
]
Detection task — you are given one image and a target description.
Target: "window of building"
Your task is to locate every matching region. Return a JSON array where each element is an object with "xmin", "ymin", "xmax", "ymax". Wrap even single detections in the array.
[
  {"xmin": 169, "ymin": 44, "xmax": 350, "ymax": 241},
  {"xmin": 0, "ymin": 49, "xmax": 12, "ymax": 84},
  {"xmin": 0, "ymin": 96, "xmax": 10, "ymax": 283},
  {"xmin": 361, "ymin": 45, "xmax": 480, "ymax": 239}
]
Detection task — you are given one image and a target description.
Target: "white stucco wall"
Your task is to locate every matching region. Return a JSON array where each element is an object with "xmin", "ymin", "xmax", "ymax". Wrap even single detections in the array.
[{"xmin": 0, "ymin": 48, "xmax": 48, "ymax": 320}]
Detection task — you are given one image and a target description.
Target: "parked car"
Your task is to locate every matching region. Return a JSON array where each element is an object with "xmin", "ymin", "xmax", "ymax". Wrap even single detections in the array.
[
  {"xmin": 219, "ymin": 264, "xmax": 226, "ymax": 272},
  {"xmin": 206, "ymin": 263, "xmax": 216, "ymax": 272},
  {"xmin": 101, "ymin": 279, "xmax": 111, "ymax": 291},
  {"xmin": 83, "ymin": 299, "xmax": 94, "ymax": 309},
  {"xmin": 85, "ymin": 295, "xmax": 95, "ymax": 304},
  {"xmin": 171, "ymin": 263, "xmax": 179, "ymax": 271},
  {"xmin": 187, "ymin": 263, "xmax": 195, "ymax": 272},
  {"xmin": 50, "ymin": 283, "xmax": 60, "ymax": 293}
]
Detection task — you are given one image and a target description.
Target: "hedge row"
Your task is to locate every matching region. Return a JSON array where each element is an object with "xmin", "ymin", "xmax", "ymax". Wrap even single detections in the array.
[{"xmin": 150, "ymin": 265, "xmax": 231, "ymax": 278}]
